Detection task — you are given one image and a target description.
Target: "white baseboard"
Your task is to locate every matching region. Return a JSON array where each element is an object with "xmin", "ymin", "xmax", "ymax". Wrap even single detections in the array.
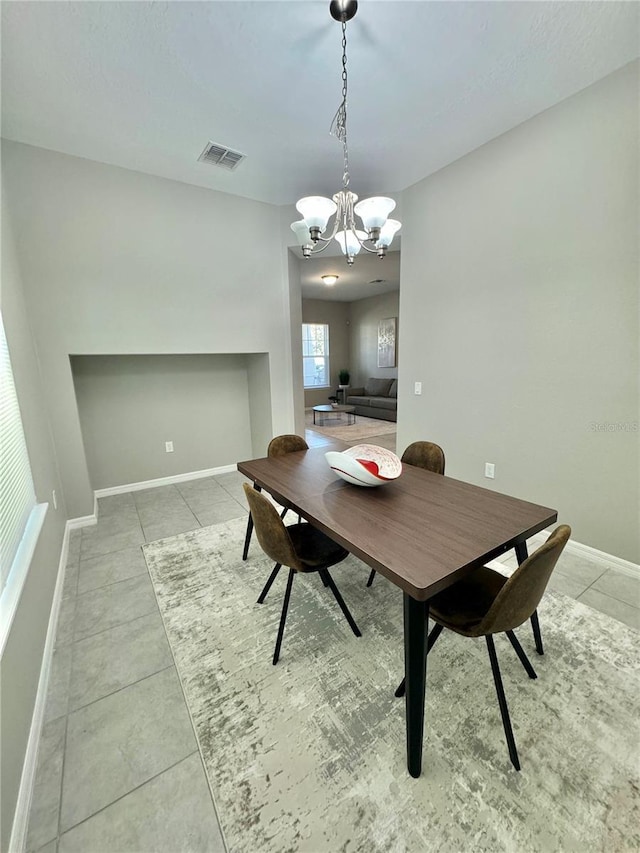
[
  {"xmin": 94, "ymin": 464, "xmax": 238, "ymax": 499},
  {"xmin": 67, "ymin": 513, "xmax": 97, "ymax": 530},
  {"xmin": 8, "ymin": 521, "xmax": 71, "ymax": 853},
  {"xmin": 493, "ymin": 529, "xmax": 639, "ymax": 578},
  {"xmin": 563, "ymin": 536, "xmax": 639, "ymax": 578}
]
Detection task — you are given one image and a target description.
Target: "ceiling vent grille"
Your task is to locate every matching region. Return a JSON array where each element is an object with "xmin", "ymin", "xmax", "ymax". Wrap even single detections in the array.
[{"xmin": 198, "ymin": 142, "xmax": 245, "ymax": 171}]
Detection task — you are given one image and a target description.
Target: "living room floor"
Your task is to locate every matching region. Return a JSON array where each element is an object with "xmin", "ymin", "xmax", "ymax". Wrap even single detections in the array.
[{"xmin": 24, "ymin": 448, "xmax": 639, "ymax": 852}]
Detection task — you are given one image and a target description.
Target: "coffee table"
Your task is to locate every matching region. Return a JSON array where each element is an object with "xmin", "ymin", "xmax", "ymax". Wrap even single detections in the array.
[{"xmin": 312, "ymin": 404, "xmax": 356, "ymax": 426}]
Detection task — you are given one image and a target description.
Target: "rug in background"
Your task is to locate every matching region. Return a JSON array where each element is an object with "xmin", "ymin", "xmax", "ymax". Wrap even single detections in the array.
[
  {"xmin": 305, "ymin": 409, "xmax": 396, "ymax": 442},
  {"xmin": 143, "ymin": 517, "xmax": 639, "ymax": 853}
]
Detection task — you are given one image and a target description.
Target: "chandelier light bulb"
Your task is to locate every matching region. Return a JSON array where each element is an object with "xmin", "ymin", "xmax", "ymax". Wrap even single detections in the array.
[
  {"xmin": 334, "ymin": 229, "xmax": 367, "ymax": 263},
  {"xmin": 377, "ymin": 218, "xmax": 401, "ymax": 248},
  {"xmin": 295, "ymin": 196, "xmax": 338, "ymax": 240},
  {"xmin": 354, "ymin": 197, "xmax": 396, "ymax": 237}
]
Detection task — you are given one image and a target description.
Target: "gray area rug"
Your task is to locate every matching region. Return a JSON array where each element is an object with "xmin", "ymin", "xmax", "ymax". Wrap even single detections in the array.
[
  {"xmin": 143, "ymin": 517, "xmax": 639, "ymax": 853},
  {"xmin": 305, "ymin": 410, "xmax": 396, "ymax": 441}
]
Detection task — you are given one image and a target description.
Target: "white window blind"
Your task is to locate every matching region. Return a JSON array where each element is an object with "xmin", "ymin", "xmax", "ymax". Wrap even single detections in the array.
[{"xmin": 0, "ymin": 315, "xmax": 37, "ymax": 593}]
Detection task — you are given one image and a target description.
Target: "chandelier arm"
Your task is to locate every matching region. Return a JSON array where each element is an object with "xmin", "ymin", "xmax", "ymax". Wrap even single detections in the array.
[
  {"xmin": 356, "ymin": 241, "xmax": 379, "ymax": 254},
  {"xmin": 305, "ymin": 239, "xmax": 336, "ymax": 256}
]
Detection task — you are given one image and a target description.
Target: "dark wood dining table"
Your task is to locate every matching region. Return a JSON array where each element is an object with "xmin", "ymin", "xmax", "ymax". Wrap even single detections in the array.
[{"xmin": 237, "ymin": 441, "xmax": 557, "ymax": 777}]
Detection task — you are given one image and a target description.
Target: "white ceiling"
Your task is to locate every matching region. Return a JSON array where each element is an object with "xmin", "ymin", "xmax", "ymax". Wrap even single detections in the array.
[
  {"xmin": 300, "ymin": 249, "xmax": 400, "ymax": 303},
  {"xmin": 1, "ymin": 1, "xmax": 637, "ymax": 301}
]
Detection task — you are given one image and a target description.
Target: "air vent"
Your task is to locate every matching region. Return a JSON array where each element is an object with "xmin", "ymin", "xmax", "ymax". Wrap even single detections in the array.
[
  {"xmin": 198, "ymin": 142, "xmax": 245, "ymax": 171},
  {"xmin": 369, "ymin": 279, "xmax": 386, "ymax": 285}
]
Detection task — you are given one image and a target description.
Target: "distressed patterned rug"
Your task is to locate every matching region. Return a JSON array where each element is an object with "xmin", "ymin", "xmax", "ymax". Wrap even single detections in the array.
[
  {"xmin": 143, "ymin": 517, "xmax": 639, "ymax": 853},
  {"xmin": 305, "ymin": 410, "xmax": 396, "ymax": 442}
]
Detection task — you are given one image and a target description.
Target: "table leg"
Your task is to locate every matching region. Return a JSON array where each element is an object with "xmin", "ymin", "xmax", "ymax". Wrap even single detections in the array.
[
  {"xmin": 515, "ymin": 541, "xmax": 529, "ymax": 564},
  {"xmin": 515, "ymin": 541, "xmax": 544, "ymax": 654},
  {"xmin": 404, "ymin": 593, "xmax": 429, "ymax": 778}
]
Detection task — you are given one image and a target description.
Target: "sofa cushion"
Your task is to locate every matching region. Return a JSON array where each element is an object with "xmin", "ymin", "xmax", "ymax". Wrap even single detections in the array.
[
  {"xmin": 389, "ymin": 379, "xmax": 397, "ymax": 398},
  {"xmin": 364, "ymin": 378, "xmax": 393, "ymax": 397},
  {"xmin": 347, "ymin": 395, "xmax": 371, "ymax": 406},
  {"xmin": 370, "ymin": 397, "xmax": 397, "ymax": 411}
]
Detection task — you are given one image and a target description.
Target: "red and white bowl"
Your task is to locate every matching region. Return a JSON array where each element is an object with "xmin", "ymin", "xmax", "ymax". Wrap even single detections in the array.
[{"xmin": 325, "ymin": 444, "xmax": 402, "ymax": 487}]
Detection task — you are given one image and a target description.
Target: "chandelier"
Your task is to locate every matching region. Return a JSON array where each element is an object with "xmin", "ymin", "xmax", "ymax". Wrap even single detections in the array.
[{"xmin": 290, "ymin": 0, "xmax": 401, "ymax": 266}]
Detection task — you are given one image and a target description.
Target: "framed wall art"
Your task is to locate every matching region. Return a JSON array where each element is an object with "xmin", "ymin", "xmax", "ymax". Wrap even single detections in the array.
[{"xmin": 378, "ymin": 317, "xmax": 397, "ymax": 368}]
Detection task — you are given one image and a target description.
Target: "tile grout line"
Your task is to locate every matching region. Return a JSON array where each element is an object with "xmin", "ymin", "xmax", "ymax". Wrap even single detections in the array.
[
  {"xmin": 69, "ymin": 597, "xmax": 160, "ymax": 646},
  {"xmin": 57, "ymin": 750, "xmax": 200, "ymax": 842},
  {"xmin": 66, "ymin": 662, "xmax": 175, "ymax": 718},
  {"xmin": 75, "ymin": 566, "xmax": 149, "ymax": 598}
]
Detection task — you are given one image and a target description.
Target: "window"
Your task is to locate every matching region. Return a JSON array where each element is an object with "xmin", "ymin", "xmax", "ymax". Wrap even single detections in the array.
[{"xmin": 302, "ymin": 323, "xmax": 330, "ymax": 389}]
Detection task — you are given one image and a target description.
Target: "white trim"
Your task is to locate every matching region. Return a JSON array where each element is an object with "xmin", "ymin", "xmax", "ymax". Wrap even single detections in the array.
[
  {"xmin": 8, "ymin": 520, "xmax": 70, "ymax": 853},
  {"xmin": 94, "ymin": 464, "xmax": 238, "ymax": 498},
  {"xmin": 0, "ymin": 503, "xmax": 48, "ymax": 659},
  {"xmin": 564, "ymin": 536, "xmax": 639, "ymax": 578},
  {"xmin": 491, "ymin": 529, "xmax": 639, "ymax": 579},
  {"xmin": 67, "ymin": 513, "xmax": 97, "ymax": 530}
]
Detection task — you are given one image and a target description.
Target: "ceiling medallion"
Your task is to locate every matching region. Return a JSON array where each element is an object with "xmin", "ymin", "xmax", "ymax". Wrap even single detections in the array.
[{"xmin": 291, "ymin": 0, "xmax": 401, "ymax": 266}]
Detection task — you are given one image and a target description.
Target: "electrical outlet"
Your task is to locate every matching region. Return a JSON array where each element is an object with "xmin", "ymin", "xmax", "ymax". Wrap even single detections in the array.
[
  {"xmin": 52, "ymin": 489, "xmax": 57, "ymax": 510},
  {"xmin": 485, "ymin": 462, "xmax": 495, "ymax": 479},
  {"xmin": 165, "ymin": 441, "xmax": 174, "ymax": 453},
  {"xmin": 414, "ymin": 381, "xmax": 422, "ymax": 395}
]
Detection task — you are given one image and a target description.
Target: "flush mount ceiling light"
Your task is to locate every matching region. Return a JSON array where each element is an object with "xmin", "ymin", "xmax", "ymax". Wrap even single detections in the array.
[
  {"xmin": 291, "ymin": 0, "xmax": 401, "ymax": 266},
  {"xmin": 321, "ymin": 274, "xmax": 340, "ymax": 286}
]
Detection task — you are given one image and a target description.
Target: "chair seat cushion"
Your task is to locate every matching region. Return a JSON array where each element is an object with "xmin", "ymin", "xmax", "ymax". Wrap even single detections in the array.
[
  {"xmin": 287, "ymin": 524, "xmax": 348, "ymax": 571},
  {"xmin": 430, "ymin": 566, "xmax": 507, "ymax": 636}
]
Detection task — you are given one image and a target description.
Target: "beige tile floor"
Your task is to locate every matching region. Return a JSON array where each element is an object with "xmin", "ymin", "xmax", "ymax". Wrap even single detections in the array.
[{"xmin": 25, "ymin": 427, "xmax": 639, "ymax": 852}]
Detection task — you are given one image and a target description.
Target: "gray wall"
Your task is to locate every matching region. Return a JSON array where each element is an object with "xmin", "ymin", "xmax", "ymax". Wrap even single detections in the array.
[
  {"xmin": 71, "ymin": 354, "xmax": 254, "ymax": 489},
  {"xmin": 3, "ymin": 142, "xmax": 296, "ymax": 518},
  {"xmin": 286, "ymin": 249, "xmax": 306, "ymax": 435},
  {"xmin": 349, "ymin": 291, "xmax": 400, "ymax": 388},
  {"xmin": 397, "ymin": 63, "xmax": 639, "ymax": 562},
  {"xmin": 246, "ymin": 353, "xmax": 274, "ymax": 458},
  {"xmin": 1, "ymin": 191, "xmax": 67, "ymax": 851},
  {"xmin": 301, "ymin": 298, "xmax": 351, "ymax": 408}
]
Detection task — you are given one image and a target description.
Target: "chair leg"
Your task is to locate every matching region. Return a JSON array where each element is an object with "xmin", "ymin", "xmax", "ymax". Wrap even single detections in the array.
[
  {"xmin": 395, "ymin": 623, "xmax": 444, "ymax": 698},
  {"xmin": 321, "ymin": 569, "xmax": 361, "ymax": 637},
  {"xmin": 242, "ymin": 514, "xmax": 254, "ymax": 561},
  {"xmin": 486, "ymin": 635, "xmax": 520, "ymax": 771},
  {"xmin": 530, "ymin": 610, "xmax": 544, "ymax": 655},
  {"xmin": 273, "ymin": 569, "xmax": 295, "ymax": 665},
  {"xmin": 366, "ymin": 569, "xmax": 376, "ymax": 587},
  {"xmin": 257, "ymin": 563, "xmax": 282, "ymax": 604},
  {"xmin": 242, "ymin": 484, "xmax": 262, "ymax": 560},
  {"xmin": 506, "ymin": 630, "xmax": 537, "ymax": 679},
  {"xmin": 280, "ymin": 507, "xmax": 288, "ymax": 519}
]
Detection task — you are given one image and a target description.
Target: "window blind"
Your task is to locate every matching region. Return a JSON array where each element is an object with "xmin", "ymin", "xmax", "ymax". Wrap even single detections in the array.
[{"xmin": 0, "ymin": 315, "xmax": 36, "ymax": 593}]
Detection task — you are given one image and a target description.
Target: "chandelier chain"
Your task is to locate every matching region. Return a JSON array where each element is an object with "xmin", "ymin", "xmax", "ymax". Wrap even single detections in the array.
[{"xmin": 330, "ymin": 20, "xmax": 350, "ymax": 189}]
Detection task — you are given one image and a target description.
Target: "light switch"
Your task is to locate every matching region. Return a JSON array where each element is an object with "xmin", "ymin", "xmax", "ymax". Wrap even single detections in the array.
[{"xmin": 414, "ymin": 381, "xmax": 422, "ymax": 395}]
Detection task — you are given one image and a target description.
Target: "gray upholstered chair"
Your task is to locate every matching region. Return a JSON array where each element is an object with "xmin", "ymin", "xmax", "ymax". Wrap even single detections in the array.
[
  {"xmin": 242, "ymin": 434, "xmax": 308, "ymax": 561},
  {"xmin": 243, "ymin": 483, "xmax": 361, "ymax": 665},
  {"xmin": 395, "ymin": 524, "xmax": 571, "ymax": 770},
  {"xmin": 366, "ymin": 440, "xmax": 445, "ymax": 587}
]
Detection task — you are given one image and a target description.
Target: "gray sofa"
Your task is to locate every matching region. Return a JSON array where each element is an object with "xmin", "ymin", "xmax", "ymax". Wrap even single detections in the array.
[{"xmin": 346, "ymin": 378, "xmax": 397, "ymax": 422}]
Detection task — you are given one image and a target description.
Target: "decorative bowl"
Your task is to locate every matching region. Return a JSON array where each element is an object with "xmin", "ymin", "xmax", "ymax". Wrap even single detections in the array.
[{"xmin": 325, "ymin": 444, "xmax": 402, "ymax": 487}]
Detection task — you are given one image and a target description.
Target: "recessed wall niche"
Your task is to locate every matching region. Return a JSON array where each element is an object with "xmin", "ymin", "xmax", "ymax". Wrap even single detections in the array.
[{"xmin": 70, "ymin": 353, "xmax": 271, "ymax": 491}]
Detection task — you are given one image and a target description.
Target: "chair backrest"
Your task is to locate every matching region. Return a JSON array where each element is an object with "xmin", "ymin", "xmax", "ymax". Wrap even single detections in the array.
[
  {"xmin": 401, "ymin": 441, "xmax": 445, "ymax": 475},
  {"xmin": 268, "ymin": 434, "xmax": 308, "ymax": 458},
  {"xmin": 479, "ymin": 525, "xmax": 571, "ymax": 634},
  {"xmin": 242, "ymin": 484, "xmax": 303, "ymax": 571}
]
